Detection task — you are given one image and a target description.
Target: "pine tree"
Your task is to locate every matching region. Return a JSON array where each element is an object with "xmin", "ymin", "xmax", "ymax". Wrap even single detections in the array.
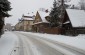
[
  {"xmin": 49, "ymin": 0, "xmax": 61, "ymax": 27},
  {"xmin": 0, "ymin": 0, "xmax": 12, "ymax": 36},
  {"xmin": 49, "ymin": 0, "xmax": 70, "ymax": 27},
  {"xmin": 0, "ymin": 0, "xmax": 12, "ymax": 17}
]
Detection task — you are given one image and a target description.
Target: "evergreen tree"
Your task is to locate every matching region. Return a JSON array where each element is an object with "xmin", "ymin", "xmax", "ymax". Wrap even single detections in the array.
[
  {"xmin": 0, "ymin": 0, "xmax": 12, "ymax": 17},
  {"xmin": 0, "ymin": 0, "xmax": 12, "ymax": 36},
  {"xmin": 49, "ymin": 0, "xmax": 60, "ymax": 27},
  {"xmin": 49, "ymin": 0, "xmax": 70, "ymax": 27}
]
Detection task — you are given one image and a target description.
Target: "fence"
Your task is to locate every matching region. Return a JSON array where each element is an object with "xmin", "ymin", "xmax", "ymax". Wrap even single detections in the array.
[{"xmin": 39, "ymin": 27, "xmax": 64, "ymax": 34}]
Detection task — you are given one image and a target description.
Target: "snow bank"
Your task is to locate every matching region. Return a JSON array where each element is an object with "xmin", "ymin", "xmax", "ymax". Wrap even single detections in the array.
[
  {"xmin": 20, "ymin": 32, "xmax": 85, "ymax": 51},
  {"xmin": 0, "ymin": 32, "xmax": 18, "ymax": 55}
]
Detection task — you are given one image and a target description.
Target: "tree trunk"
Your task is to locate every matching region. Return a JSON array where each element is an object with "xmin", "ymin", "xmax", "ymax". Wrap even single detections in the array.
[{"xmin": 0, "ymin": 17, "xmax": 4, "ymax": 37}]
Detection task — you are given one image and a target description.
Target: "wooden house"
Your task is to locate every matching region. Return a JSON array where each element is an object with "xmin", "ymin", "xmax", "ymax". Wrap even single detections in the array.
[
  {"xmin": 32, "ymin": 10, "xmax": 63, "ymax": 34},
  {"xmin": 32, "ymin": 11, "xmax": 50, "ymax": 32},
  {"xmin": 62, "ymin": 9, "xmax": 85, "ymax": 35}
]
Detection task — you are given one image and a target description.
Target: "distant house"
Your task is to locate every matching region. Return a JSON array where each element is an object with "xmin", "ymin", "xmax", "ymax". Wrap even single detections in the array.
[
  {"xmin": 4, "ymin": 23, "xmax": 12, "ymax": 31},
  {"xmin": 15, "ymin": 22, "xmax": 21, "ymax": 31},
  {"xmin": 32, "ymin": 11, "xmax": 50, "ymax": 32},
  {"xmin": 15, "ymin": 15, "xmax": 34, "ymax": 31},
  {"xmin": 62, "ymin": 9, "xmax": 85, "ymax": 35}
]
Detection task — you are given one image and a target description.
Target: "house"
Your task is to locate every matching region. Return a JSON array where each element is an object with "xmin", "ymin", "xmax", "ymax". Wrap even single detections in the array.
[
  {"xmin": 15, "ymin": 14, "xmax": 34, "ymax": 31},
  {"xmin": 32, "ymin": 10, "xmax": 63, "ymax": 34},
  {"xmin": 15, "ymin": 22, "xmax": 21, "ymax": 31},
  {"xmin": 4, "ymin": 23, "xmax": 12, "ymax": 31},
  {"xmin": 32, "ymin": 11, "xmax": 50, "ymax": 33},
  {"xmin": 62, "ymin": 9, "xmax": 85, "ymax": 35}
]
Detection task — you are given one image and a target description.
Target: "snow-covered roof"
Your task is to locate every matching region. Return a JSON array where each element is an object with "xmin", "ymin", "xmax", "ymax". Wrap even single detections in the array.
[
  {"xmin": 23, "ymin": 18, "xmax": 34, "ymax": 21},
  {"xmin": 22, "ymin": 16, "xmax": 34, "ymax": 21},
  {"xmin": 22, "ymin": 15, "xmax": 34, "ymax": 20},
  {"xmin": 38, "ymin": 11, "xmax": 49, "ymax": 22},
  {"xmin": 34, "ymin": 22, "xmax": 49, "ymax": 25},
  {"xmin": 22, "ymin": 12, "xmax": 35, "ymax": 21},
  {"xmin": 66, "ymin": 9, "xmax": 85, "ymax": 27}
]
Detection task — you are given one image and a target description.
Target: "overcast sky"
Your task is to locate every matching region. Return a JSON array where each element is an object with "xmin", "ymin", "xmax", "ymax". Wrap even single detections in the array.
[{"xmin": 5, "ymin": 0, "xmax": 79, "ymax": 26}]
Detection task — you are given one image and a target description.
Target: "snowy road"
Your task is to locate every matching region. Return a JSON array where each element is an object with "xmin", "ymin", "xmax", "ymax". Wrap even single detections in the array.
[{"xmin": 13, "ymin": 32, "xmax": 85, "ymax": 55}]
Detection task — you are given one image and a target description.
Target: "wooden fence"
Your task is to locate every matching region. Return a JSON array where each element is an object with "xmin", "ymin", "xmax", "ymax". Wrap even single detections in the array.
[{"xmin": 39, "ymin": 27, "xmax": 64, "ymax": 34}]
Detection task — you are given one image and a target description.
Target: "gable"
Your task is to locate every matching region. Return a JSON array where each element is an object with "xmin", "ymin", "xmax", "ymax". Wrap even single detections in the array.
[
  {"xmin": 34, "ymin": 11, "xmax": 42, "ymax": 23},
  {"xmin": 38, "ymin": 11, "xmax": 49, "ymax": 23},
  {"xmin": 63, "ymin": 10, "xmax": 70, "ymax": 23},
  {"xmin": 62, "ymin": 10, "xmax": 72, "ymax": 28}
]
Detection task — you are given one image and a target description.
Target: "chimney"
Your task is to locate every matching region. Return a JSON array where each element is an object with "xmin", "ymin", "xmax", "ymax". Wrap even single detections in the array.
[{"xmin": 45, "ymin": 9, "xmax": 49, "ymax": 13}]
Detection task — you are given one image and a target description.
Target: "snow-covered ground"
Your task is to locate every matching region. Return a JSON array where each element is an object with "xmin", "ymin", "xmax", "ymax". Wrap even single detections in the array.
[
  {"xmin": 20, "ymin": 32, "xmax": 85, "ymax": 52},
  {"xmin": 0, "ymin": 32, "xmax": 18, "ymax": 55},
  {"xmin": 0, "ymin": 31, "xmax": 85, "ymax": 55}
]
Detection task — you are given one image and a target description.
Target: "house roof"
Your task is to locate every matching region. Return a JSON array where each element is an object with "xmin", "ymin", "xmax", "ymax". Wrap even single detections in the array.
[
  {"xmin": 33, "ymin": 22, "xmax": 49, "ymax": 25},
  {"xmin": 66, "ymin": 9, "xmax": 85, "ymax": 27},
  {"xmin": 38, "ymin": 11, "xmax": 49, "ymax": 22},
  {"xmin": 22, "ymin": 15, "xmax": 34, "ymax": 21}
]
